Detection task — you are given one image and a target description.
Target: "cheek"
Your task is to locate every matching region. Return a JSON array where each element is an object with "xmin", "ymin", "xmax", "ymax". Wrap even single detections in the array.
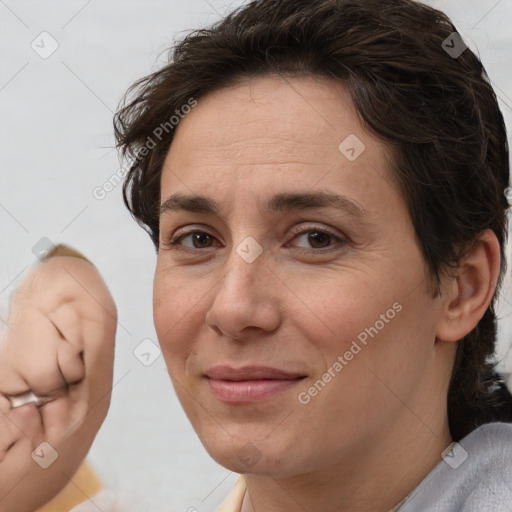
[
  {"xmin": 283, "ymin": 270, "xmax": 401, "ymax": 353},
  {"xmin": 153, "ymin": 270, "xmax": 185, "ymax": 357},
  {"xmin": 289, "ymin": 263, "xmax": 432, "ymax": 403},
  {"xmin": 153, "ymin": 267, "xmax": 208, "ymax": 370},
  {"xmin": 292, "ymin": 306, "xmax": 423, "ymax": 451},
  {"xmin": 317, "ymin": 291, "xmax": 436, "ymax": 421}
]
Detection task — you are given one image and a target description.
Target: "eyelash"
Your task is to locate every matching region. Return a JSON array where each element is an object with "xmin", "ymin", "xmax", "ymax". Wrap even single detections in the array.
[{"xmin": 163, "ymin": 224, "xmax": 346, "ymax": 254}]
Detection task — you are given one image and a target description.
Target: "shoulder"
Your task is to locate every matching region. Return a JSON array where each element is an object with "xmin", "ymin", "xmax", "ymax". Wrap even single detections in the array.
[
  {"xmin": 460, "ymin": 421, "xmax": 512, "ymax": 459},
  {"xmin": 400, "ymin": 422, "xmax": 512, "ymax": 512}
]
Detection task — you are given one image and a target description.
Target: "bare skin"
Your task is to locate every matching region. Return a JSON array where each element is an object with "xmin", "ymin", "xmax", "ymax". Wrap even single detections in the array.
[
  {"xmin": 154, "ymin": 75, "xmax": 501, "ymax": 512},
  {"xmin": 0, "ymin": 76, "xmax": 499, "ymax": 512},
  {"xmin": 0, "ymin": 253, "xmax": 117, "ymax": 512}
]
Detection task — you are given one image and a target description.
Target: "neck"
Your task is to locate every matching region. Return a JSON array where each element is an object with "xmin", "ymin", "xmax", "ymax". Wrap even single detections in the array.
[{"xmin": 240, "ymin": 414, "xmax": 452, "ymax": 512}]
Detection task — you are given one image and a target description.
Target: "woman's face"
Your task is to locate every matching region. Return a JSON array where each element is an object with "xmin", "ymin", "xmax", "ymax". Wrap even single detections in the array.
[{"xmin": 153, "ymin": 75, "xmax": 452, "ymax": 477}]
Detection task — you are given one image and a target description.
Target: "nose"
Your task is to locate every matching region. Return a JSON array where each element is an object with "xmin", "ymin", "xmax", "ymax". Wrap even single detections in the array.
[{"xmin": 205, "ymin": 247, "xmax": 282, "ymax": 340}]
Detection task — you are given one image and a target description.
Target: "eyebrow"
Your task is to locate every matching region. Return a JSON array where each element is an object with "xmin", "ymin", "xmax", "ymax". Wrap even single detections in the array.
[{"xmin": 160, "ymin": 191, "xmax": 368, "ymax": 220}]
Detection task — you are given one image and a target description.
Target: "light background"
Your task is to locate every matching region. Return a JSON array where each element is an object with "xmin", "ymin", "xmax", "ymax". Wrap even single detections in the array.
[{"xmin": 0, "ymin": 1, "xmax": 511, "ymax": 511}]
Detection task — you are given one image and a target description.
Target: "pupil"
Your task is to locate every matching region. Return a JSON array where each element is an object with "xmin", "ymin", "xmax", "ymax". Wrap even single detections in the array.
[
  {"xmin": 194, "ymin": 233, "xmax": 211, "ymax": 247},
  {"xmin": 309, "ymin": 231, "xmax": 330, "ymax": 248}
]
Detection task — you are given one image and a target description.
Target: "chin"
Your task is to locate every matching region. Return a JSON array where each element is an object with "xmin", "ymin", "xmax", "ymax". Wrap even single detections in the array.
[
  {"xmin": 200, "ymin": 430, "xmax": 301, "ymax": 477},
  {"xmin": 212, "ymin": 450, "xmax": 294, "ymax": 477}
]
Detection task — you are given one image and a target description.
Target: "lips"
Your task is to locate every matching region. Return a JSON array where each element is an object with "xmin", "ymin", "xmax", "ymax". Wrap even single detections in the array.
[
  {"xmin": 205, "ymin": 365, "xmax": 306, "ymax": 381},
  {"xmin": 205, "ymin": 366, "xmax": 306, "ymax": 403}
]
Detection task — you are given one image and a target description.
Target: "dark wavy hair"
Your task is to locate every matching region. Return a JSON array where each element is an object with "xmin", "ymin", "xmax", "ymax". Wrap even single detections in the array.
[{"xmin": 114, "ymin": 0, "xmax": 512, "ymax": 441}]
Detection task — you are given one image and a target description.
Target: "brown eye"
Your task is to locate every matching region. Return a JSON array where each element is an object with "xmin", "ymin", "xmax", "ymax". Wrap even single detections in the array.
[
  {"xmin": 191, "ymin": 232, "xmax": 214, "ymax": 248},
  {"xmin": 289, "ymin": 226, "xmax": 344, "ymax": 251},
  {"xmin": 307, "ymin": 231, "xmax": 332, "ymax": 248},
  {"xmin": 166, "ymin": 230, "xmax": 220, "ymax": 250}
]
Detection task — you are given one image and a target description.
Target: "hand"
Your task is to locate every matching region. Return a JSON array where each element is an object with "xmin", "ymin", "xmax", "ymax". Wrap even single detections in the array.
[{"xmin": 0, "ymin": 250, "xmax": 117, "ymax": 512}]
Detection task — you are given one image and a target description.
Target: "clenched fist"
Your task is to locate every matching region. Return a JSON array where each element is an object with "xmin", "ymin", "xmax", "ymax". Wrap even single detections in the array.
[{"xmin": 0, "ymin": 246, "xmax": 117, "ymax": 512}]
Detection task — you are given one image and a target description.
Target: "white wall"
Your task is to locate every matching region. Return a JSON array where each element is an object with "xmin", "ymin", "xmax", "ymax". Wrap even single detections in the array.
[{"xmin": 1, "ymin": 1, "xmax": 511, "ymax": 511}]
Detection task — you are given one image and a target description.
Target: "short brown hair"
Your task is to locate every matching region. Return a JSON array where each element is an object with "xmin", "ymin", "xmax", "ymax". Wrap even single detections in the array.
[{"xmin": 114, "ymin": 0, "xmax": 512, "ymax": 441}]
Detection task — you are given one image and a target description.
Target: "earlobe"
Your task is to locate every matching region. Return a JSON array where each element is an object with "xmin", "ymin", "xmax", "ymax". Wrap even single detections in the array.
[{"xmin": 436, "ymin": 229, "xmax": 500, "ymax": 343}]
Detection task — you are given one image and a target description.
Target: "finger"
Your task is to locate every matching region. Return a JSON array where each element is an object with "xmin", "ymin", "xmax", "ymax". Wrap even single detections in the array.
[
  {"xmin": 10, "ymin": 310, "xmax": 67, "ymax": 396},
  {"xmin": 40, "ymin": 384, "xmax": 88, "ymax": 444},
  {"xmin": 0, "ymin": 361, "xmax": 33, "ymax": 398},
  {"xmin": 7, "ymin": 404, "xmax": 44, "ymax": 449},
  {"xmin": 50, "ymin": 303, "xmax": 86, "ymax": 386},
  {"xmin": 0, "ymin": 423, "xmax": 59, "ymax": 512},
  {"xmin": 0, "ymin": 396, "xmax": 22, "ymax": 463},
  {"xmin": 0, "ymin": 399, "xmax": 43, "ymax": 467},
  {"xmin": 47, "ymin": 303, "xmax": 83, "ymax": 353},
  {"xmin": 56, "ymin": 341, "xmax": 85, "ymax": 386},
  {"xmin": 80, "ymin": 314, "xmax": 116, "ymax": 412}
]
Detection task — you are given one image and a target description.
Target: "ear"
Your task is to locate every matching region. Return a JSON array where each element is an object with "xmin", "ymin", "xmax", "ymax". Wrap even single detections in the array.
[{"xmin": 436, "ymin": 229, "xmax": 501, "ymax": 343}]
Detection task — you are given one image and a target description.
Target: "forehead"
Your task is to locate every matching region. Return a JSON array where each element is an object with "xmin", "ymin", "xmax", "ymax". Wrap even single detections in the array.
[
  {"xmin": 165, "ymin": 75, "xmax": 374, "ymax": 166},
  {"xmin": 160, "ymin": 74, "xmax": 399, "ymax": 220}
]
